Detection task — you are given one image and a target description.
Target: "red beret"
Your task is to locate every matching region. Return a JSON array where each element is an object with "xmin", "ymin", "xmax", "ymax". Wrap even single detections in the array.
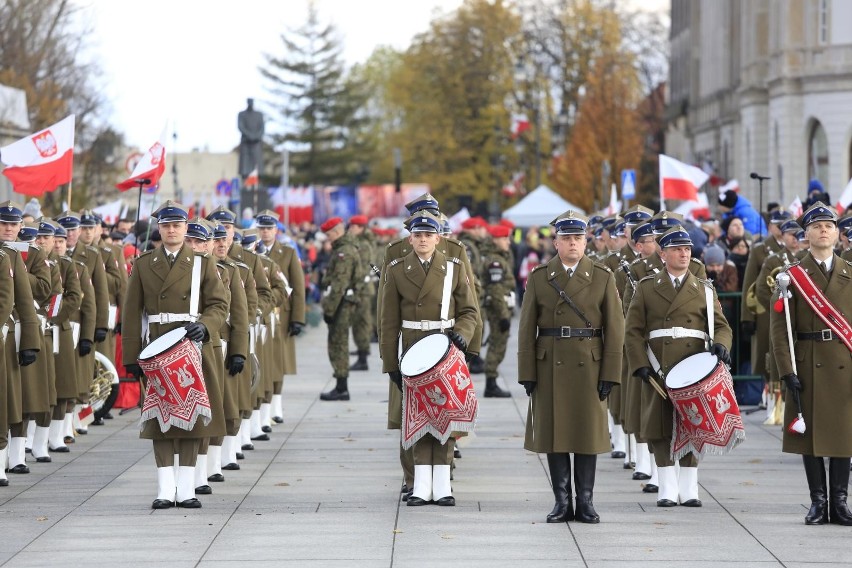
[
  {"xmin": 488, "ymin": 224, "xmax": 511, "ymax": 238},
  {"xmin": 461, "ymin": 217, "xmax": 486, "ymax": 230},
  {"xmin": 320, "ymin": 217, "xmax": 343, "ymax": 232},
  {"xmin": 349, "ymin": 214, "xmax": 368, "ymax": 226},
  {"xmin": 499, "ymin": 218, "xmax": 515, "ymax": 229}
]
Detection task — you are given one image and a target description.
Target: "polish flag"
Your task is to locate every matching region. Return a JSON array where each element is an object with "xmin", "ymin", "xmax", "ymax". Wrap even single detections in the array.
[
  {"xmin": 0, "ymin": 115, "xmax": 75, "ymax": 196},
  {"xmin": 116, "ymin": 125, "xmax": 167, "ymax": 191},
  {"xmin": 788, "ymin": 196, "xmax": 803, "ymax": 218},
  {"xmin": 510, "ymin": 113, "xmax": 531, "ymax": 140},
  {"xmin": 245, "ymin": 167, "xmax": 259, "ymax": 187},
  {"xmin": 836, "ymin": 177, "xmax": 852, "ymax": 212},
  {"xmin": 605, "ymin": 183, "xmax": 621, "ymax": 215},
  {"xmin": 659, "ymin": 154, "xmax": 710, "ymax": 204}
]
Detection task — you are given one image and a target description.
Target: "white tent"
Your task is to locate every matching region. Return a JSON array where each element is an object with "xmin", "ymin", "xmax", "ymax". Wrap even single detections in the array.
[{"xmin": 502, "ymin": 185, "xmax": 585, "ymax": 227}]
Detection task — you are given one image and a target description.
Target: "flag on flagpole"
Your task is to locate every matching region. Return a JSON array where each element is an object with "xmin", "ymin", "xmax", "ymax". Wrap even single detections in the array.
[
  {"xmin": 836, "ymin": 177, "xmax": 852, "ymax": 212},
  {"xmin": 116, "ymin": 125, "xmax": 168, "ymax": 191},
  {"xmin": 606, "ymin": 183, "xmax": 621, "ymax": 215},
  {"xmin": 245, "ymin": 167, "xmax": 259, "ymax": 187},
  {"xmin": 0, "ymin": 115, "xmax": 75, "ymax": 196},
  {"xmin": 659, "ymin": 154, "xmax": 710, "ymax": 205},
  {"xmin": 788, "ymin": 196, "xmax": 803, "ymax": 218},
  {"xmin": 510, "ymin": 113, "xmax": 531, "ymax": 140}
]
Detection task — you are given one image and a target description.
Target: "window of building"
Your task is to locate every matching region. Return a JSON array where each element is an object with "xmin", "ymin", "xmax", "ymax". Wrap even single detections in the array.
[
  {"xmin": 808, "ymin": 120, "xmax": 829, "ymax": 183},
  {"xmin": 819, "ymin": 0, "xmax": 829, "ymax": 44}
]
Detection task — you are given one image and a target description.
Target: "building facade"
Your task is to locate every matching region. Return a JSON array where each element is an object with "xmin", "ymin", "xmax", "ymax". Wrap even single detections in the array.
[{"xmin": 667, "ymin": 0, "xmax": 852, "ymax": 207}]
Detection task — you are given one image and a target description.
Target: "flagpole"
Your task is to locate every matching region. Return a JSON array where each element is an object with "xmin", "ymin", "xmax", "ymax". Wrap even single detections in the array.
[
  {"xmin": 66, "ymin": 181, "xmax": 73, "ymax": 210},
  {"xmin": 134, "ymin": 179, "xmax": 151, "ymax": 252}
]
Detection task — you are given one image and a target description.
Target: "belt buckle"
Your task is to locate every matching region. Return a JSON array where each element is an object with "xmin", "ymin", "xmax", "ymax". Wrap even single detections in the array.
[
  {"xmin": 671, "ymin": 327, "xmax": 684, "ymax": 339},
  {"xmin": 421, "ymin": 320, "xmax": 429, "ymax": 330},
  {"xmin": 821, "ymin": 329, "xmax": 833, "ymax": 341},
  {"xmin": 560, "ymin": 326, "xmax": 572, "ymax": 338}
]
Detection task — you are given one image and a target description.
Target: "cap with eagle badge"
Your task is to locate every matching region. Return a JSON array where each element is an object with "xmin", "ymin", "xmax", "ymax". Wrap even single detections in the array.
[
  {"xmin": 631, "ymin": 221, "xmax": 654, "ymax": 243},
  {"xmin": 255, "ymin": 209, "xmax": 279, "ymax": 228},
  {"xmin": 404, "ymin": 193, "xmax": 440, "ymax": 215},
  {"xmin": 36, "ymin": 217, "xmax": 58, "ymax": 236},
  {"xmin": 79, "ymin": 209, "xmax": 100, "ymax": 227},
  {"xmin": 622, "ymin": 205, "xmax": 654, "ymax": 226},
  {"xmin": 551, "ymin": 210, "xmax": 588, "ymax": 235},
  {"xmin": 18, "ymin": 222, "xmax": 38, "ymax": 242},
  {"xmin": 657, "ymin": 225, "xmax": 693, "ymax": 248},
  {"xmin": 212, "ymin": 223, "xmax": 228, "ymax": 239},
  {"xmin": 769, "ymin": 209, "xmax": 793, "ymax": 225},
  {"xmin": 650, "ymin": 211, "xmax": 684, "ymax": 235},
  {"xmin": 241, "ymin": 228, "xmax": 259, "ymax": 247},
  {"xmin": 408, "ymin": 212, "xmax": 442, "ymax": 233},
  {"xmin": 55, "ymin": 210, "xmax": 81, "ymax": 229},
  {"xmin": 0, "ymin": 201, "xmax": 24, "ymax": 223},
  {"xmin": 207, "ymin": 205, "xmax": 237, "ymax": 225},
  {"xmin": 186, "ymin": 218, "xmax": 212, "ymax": 241},
  {"xmin": 799, "ymin": 201, "xmax": 838, "ymax": 227},
  {"xmin": 232, "ymin": 228, "xmax": 243, "ymax": 244},
  {"xmin": 153, "ymin": 201, "xmax": 189, "ymax": 224},
  {"xmin": 779, "ymin": 220, "xmax": 802, "ymax": 234}
]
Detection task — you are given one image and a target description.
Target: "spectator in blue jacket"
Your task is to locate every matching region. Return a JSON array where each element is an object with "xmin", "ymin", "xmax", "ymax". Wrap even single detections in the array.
[
  {"xmin": 804, "ymin": 178, "xmax": 830, "ymax": 209},
  {"xmin": 718, "ymin": 189, "xmax": 766, "ymax": 237}
]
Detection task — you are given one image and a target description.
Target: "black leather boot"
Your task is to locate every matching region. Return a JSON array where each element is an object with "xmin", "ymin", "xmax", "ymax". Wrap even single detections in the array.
[
  {"xmin": 320, "ymin": 377, "xmax": 350, "ymax": 401},
  {"xmin": 467, "ymin": 355, "xmax": 485, "ymax": 374},
  {"xmin": 350, "ymin": 351, "xmax": 368, "ymax": 371},
  {"xmin": 545, "ymin": 453, "xmax": 573, "ymax": 522},
  {"xmin": 829, "ymin": 457, "xmax": 852, "ymax": 525},
  {"xmin": 484, "ymin": 377, "xmax": 511, "ymax": 398},
  {"xmin": 802, "ymin": 455, "xmax": 828, "ymax": 525},
  {"xmin": 573, "ymin": 453, "xmax": 600, "ymax": 523}
]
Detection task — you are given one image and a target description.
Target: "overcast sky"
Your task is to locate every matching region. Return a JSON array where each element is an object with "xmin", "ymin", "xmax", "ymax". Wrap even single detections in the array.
[{"xmin": 83, "ymin": 0, "xmax": 667, "ymax": 157}]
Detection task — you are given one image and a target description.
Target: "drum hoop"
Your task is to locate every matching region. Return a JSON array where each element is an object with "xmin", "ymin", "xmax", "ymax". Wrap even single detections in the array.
[
  {"xmin": 139, "ymin": 328, "xmax": 188, "ymax": 361},
  {"xmin": 665, "ymin": 352, "xmax": 719, "ymax": 390},
  {"xmin": 399, "ymin": 333, "xmax": 451, "ymax": 378}
]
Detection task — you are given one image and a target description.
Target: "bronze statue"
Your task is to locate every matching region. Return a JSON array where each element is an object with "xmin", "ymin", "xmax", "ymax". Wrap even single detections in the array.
[{"xmin": 238, "ymin": 98, "xmax": 264, "ymax": 178}]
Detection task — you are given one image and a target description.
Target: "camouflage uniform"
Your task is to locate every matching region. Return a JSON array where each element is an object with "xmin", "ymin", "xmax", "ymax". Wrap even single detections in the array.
[
  {"xmin": 321, "ymin": 233, "xmax": 363, "ymax": 392},
  {"xmin": 482, "ymin": 244, "xmax": 515, "ymax": 384},
  {"xmin": 350, "ymin": 229, "xmax": 377, "ymax": 368}
]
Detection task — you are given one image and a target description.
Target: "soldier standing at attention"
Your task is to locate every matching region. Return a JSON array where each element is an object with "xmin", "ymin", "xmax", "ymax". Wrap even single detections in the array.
[
  {"xmin": 625, "ymin": 226, "xmax": 732, "ymax": 508},
  {"xmin": 518, "ymin": 210, "xmax": 624, "ymax": 524},
  {"xmin": 347, "ymin": 215, "xmax": 376, "ymax": 372},
  {"xmin": 481, "ymin": 224, "xmax": 515, "ymax": 397},
  {"xmin": 122, "ymin": 202, "xmax": 228, "ymax": 509},
  {"xmin": 770, "ymin": 202, "xmax": 852, "ymax": 526},
  {"xmin": 319, "ymin": 217, "xmax": 363, "ymax": 401},
  {"xmin": 457, "ymin": 216, "xmax": 488, "ymax": 374}
]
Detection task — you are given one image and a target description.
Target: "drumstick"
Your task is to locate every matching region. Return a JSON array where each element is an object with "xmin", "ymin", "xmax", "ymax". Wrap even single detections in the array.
[{"xmin": 648, "ymin": 376, "xmax": 668, "ymax": 400}]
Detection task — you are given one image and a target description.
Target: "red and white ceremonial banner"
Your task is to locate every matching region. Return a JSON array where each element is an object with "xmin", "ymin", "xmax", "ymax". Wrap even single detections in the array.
[
  {"xmin": 244, "ymin": 167, "xmax": 259, "ymax": 187},
  {"xmin": 788, "ymin": 264, "xmax": 852, "ymax": 353},
  {"xmin": 139, "ymin": 339, "xmax": 212, "ymax": 432},
  {"xmin": 116, "ymin": 125, "xmax": 167, "ymax": 191},
  {"xmin": 659, "ymin": 154, "xmax": 710, "ymax": 205},
  {"xmin": 510, "ymin": 113, "xmax": 531, "ymax": 140},
  {"xmin": 837, "ymin": 176, "xmax": 852, "ymax": 212},
  {"xmin": 401, "ymin": 344, "xmax": 478, "ymax": 449},
  {"xmin": 788, "ymin": 196, "xmax": 804, "ymax": 218},
  {"xmin": 0, "ymin": 115, "xmax": 75, "ymax": 196}
]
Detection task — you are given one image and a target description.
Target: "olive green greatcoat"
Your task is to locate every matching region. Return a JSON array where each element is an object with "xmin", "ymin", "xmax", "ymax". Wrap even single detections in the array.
[
  {"xmin": 53, "ymin": 254, "xmax": 82, "ymax": 401},
  {"xmin": 71, "ymin": 244, "xmax": 109, "ymax": 331},
  {"xmin": 122, "ymin": 245, "xmax": 228, "ymax": 440},
  {"xmin": 755, "ymin": 248, "xmax": 798, "ymax": 383},
  {"xmin": 21, "ymin": 244, "xmax": 58, "ymax": 414},
  {"xmin": 217, "ymin": 259, "xmax": 249, "ymax": 424},
  {"xmin": 620, "ymin": 253, "xmax": 707, "ymax": 435},
  {"xmin": 517, "ymin": 255, "xmax": 625, "ymax": 454},
  {"xmin": 4, "ymin": 246, "xmax": 41, "ymax": 425},
  {"xmin": 625, "ymin": 270, "xmax": 732, "ymax": 442},
  {"xmin": 74, "ymin": 261, "xmax": 97, "ymax": 401},
  {"xmin": 265, "ymin": 241, "xmax": 305, "ymax": 376},
  {"xmin": 232, "ymin": 260, "xmax": 257, "ymax": 415},
  {"xmin": 770, "ymin": 253, "xmax": 852, "ymax": 457},
  {"xmin": 740, "ymin": 238, "xmax": 783, "ymax": 376},
  {"xmin": 258, "ymin": 253, "xmax": 286, "ymax": 400},
  {"xmin": 603, "ymin": 245, "xmax": 638, "ymax": 423},
  {"xmin": 98, "ymin": 243, "xmax": 128, "ymax": 366},
  {"xmin": 0, "ymin": 251, "xmax": 17, "ymax": 440},
  {"xmin": 842, "ymin": 248, "xmax": 852, "ymax": 262},
  {"xmin": 379, "ymin": 249, "xmax": 480, "ymax": 428}
]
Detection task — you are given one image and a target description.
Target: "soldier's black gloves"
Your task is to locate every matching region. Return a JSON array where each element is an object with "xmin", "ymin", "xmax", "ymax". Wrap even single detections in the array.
[
  {"xmin": 228, "ymin": 355, "xmax": 245, "ymax": 376},
  {"xmin": 78, "ymin": 339, "xmax": 93, "ymax": 357},
  {"xmin": 741, "ymin": 321, "xmax": 756, "ymax": 336},
  {"xmin": 498, "ymin": 318, "xmax": 511, "ymax": 332},
  {"xmin": 288, "ymin": 322, "xmax": 304, "ymax": 337},
  {"xmin": 125, "ymin": 363, "xmax": 144, "ymax": 380},
  {"xmin": 323, "ymin": 313, "xmax": 334, "ymax": 325},
  {"xmin": 389, "ymin": 370, "xmax": 403, "ymax": 391},
  {"xmin": 184, "ymin": 322, "xmax": 207, "ymax": 342},
  {"xmin": 597, "ymin": 380, "xmax": 616, "ymax": 401},
  {"xmin": 446, "ymin": 330, "xmax": 467, "ymax": 353},
  {"xmin": 520, "ymin": 381, "xmax": 536, "ymax": 396},
  {"xmin": 710, "ymin": 343, "xmax": 731, "ymax": 367},
  {"xmin": 18, "ymin": 349, "xmax": 37, "ymax": 367},
  {"xmin": 94, "ymin": 328, "xmax": 108, "ymax": 343},
  {"xmin": 113, "ymin": 322, "xmax": 122, "ymax": 335},
  {"xmin": 782, "ymin": 373, "xmax": 802, "ymax": 393},
  {"xmin": 634, "ymin": 367, "xmax": 655, "ymax": 383}
]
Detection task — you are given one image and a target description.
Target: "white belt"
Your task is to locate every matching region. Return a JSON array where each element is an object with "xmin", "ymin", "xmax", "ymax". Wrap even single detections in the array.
[
  {"xmin": 401, "ymin": 318, "xmax": 455, "ymax": 331},
  {"xmin": 1, "ymin": 324, "xmax": 7, "ymax": 342},
  {"xmin": 221, "ymin": 339, "xmax": 228, "ymax": 358},
  {"xmin": 147, "ymin": 313, "xmax": 197, "ymax": 324},
  {"xmin": 648, "ymin": 327, "xmax": 710, "ymax": 341}
]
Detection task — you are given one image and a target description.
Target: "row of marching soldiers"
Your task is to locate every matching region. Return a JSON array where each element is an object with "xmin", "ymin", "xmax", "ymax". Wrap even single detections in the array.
[
  {"xmin": 0, "ymin": 202, "xmax": 124, "ymax": 485},
  {"xmin": 120, "ymin": 202, "xmax": 305, "ymax": 509}
]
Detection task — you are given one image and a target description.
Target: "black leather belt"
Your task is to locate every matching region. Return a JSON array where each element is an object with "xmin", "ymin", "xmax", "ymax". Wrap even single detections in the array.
[
  {"xmin": 797, "ymin": 330, "xmax": 839, "ymax": 341},
  {"xmin": 538, "ymin": 327, "xmax": 602, "ymax": 338}
]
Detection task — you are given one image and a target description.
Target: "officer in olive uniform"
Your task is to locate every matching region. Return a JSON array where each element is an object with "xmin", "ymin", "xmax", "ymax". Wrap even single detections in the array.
[
  {"xmin": 319, "ymin": 217, "xmax": 363, "ymax": 401},
  {"xmin": 122, "ymin": 202, "xmax": 228, "ymax": 509},
  {"xmin": 517, "ymin": 210, "xmax": 624, "ymax": 524},
  {"xmin": 256, "ymin": 210, "xmax": 306, "ymax": 424},
  {"xmin": 481, "ymin": 223, "xmax": 515, "ymax": 397},
  {"xmin": 625, "ymin": 225, "xmax": 732, "ymax": 508},
  {"xmin": 844, "ymin": 226, "xmax": 852, "ymax": 262},
  {"xmin": 741, "ymin": 209, "xmax": 789, "ymax": 407},
  {"xmin": 380, "ymin": 212, "xmax": 480, "ymax": 507},
  {"xmin": 755, "ymin": 219, "xmax": 802, "ymax": 424},
  {"xmin": 458, "ymin": 216, "xmax": 488, "ymax": 374},
  {"xmin": 347, "ymin": 214, "xmax": 375, "ymax": 371},
  {"xmin": 770, "ymin": 202, "xmax": 852, "ymax": 526}
]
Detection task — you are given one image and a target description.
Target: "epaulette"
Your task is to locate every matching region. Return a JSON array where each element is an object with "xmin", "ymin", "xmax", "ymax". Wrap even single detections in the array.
[
  {"xmin": 138, "ymin": 249, "xmax": 154, "ymax": 258},
  {"xmin": 531, "ymin": 264, "xmax": 547, "ymax": 273},
  {"xmin": 630, "ymin": 256, "xmax": 645, "ymax": 266},
  {"xmin": 844, "ymin": 258, "xmax": 852, "ymax": 267},
  {"xmin": 85, "ymin": 245, "xmax": 100, "ymax": 254},
  {"xmin": 690, "ymin": 257, "xmax": 704, "ymax": 265},
  {"xmin": 60, "ymin": 255, "xmax": 73, "ymax": 264},
  {"xmin": 696, "ymin": 277, "xmax": 714, "ymax": 289},
  {"xmin": 447, "ymin": 256, "xmax": 461, "ymax": 264},
  {"xmin": 193, "ymin": 251, "xmax": 209, "ymax": 258},
  {"xmin": 101, "ymin": 245, "xmax": 112, "ymax": 253},
  {"xmin": 217, "ymin": 258, "xmax": 236, "ymax": 268},
  {"xmin": 234, "ymin": 261, "xmax": 250, "ymax": 270},
  {"xmin": 0, "ymin": 248, "xmax": 7, "ymax": 259},
  {"xmin": 592, "ymin": 262, "xmax": 612, "ymax": 273},
  {"xmin": 388, "ymin": 258, "xmax": 404, "ymax": 269},
  {"xmin": 638, "ymin": 274, "xmax": 656, "ymax": 284}
]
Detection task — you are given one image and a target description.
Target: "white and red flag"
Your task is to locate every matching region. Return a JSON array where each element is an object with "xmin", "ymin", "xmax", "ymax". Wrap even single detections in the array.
[
  {"xmin": 244, "ymin": 167, "xmax": 259, "ymax": 187},
  {"xmin": 510, "ymin": 113, "xmax": 531, "ymax": 140},
  {"xmin": 659, "ymin": 154, "xmax": 710, "ymax": 204},
  {"xmin": 116, "ymin": 125, "xmax": 167, "ymax": 191},
  {"xmin": 836, "ymin": 177, "xmax": 852, "ymax": 212},
  {"xmin": 0, "ymin": 115, "xmax": 75, "ymax": 196},
  {"xmin": 788, "ymin": 196, "xmax": 804, "ymax": 218}
]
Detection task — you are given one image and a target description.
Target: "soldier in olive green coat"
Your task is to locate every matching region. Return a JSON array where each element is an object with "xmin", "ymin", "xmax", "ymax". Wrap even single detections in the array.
[
  {"xmin": 625, "ymin": 226, "xmax": 732, "ymax": 509},
  {"xmin": 770, "ymin": 203, "xmax": 852, "ymax": 526},
  {"xmin": 518, "ymin": 211, "xmax": 624, "ymax": 524},
  {"xmin": 319, "ymin": 217, "xmax": 363, "ymax": 401},
  {"xmin": 122, "ymin": 202, "xmax": 228, "ymax": 509}
]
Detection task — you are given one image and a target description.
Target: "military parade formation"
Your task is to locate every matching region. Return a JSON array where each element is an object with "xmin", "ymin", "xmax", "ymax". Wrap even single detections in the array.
[{"xmin": 0, "ymin": 191, "xmax": 851, "ymax": 531}]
